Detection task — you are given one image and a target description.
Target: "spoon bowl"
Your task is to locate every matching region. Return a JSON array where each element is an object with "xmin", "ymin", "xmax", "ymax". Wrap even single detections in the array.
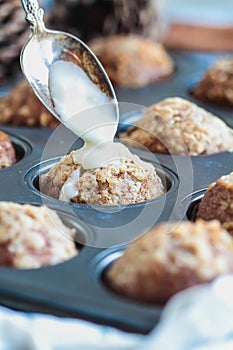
[{"xmin": 20, "ymin": 0, "xmax": 118, "ymax": 122}]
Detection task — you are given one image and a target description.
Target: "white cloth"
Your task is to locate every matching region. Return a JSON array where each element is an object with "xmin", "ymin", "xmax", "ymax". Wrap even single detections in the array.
[
  {"xmin": 1, "ymin": 275, "xmax": 233, "ymax": 350},
  {"xmin": 0, "ymin": 308, "xmax": 143, "ymax": 350},
  {"xmin": 140, "ymin": 275, "xmax": 233, "ymax": 350}
]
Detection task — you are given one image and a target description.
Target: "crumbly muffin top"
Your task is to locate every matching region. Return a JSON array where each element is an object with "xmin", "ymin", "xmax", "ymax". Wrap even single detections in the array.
[
  {"xmin": 0, "ymin": 202, "xmax": 77, "ymax": 268},
  {"xmin": 205, "ymin": 172, "xmax": 233, "ymax": 193},
  {"xmin": 0, "ymin": 130, "xmax": 16, "ymax": 168},
  {"xmin": 108, "ymin": 220, "xmax": 233, "ymax": 281},
  {"xmin": 197, "ymin": 172, "xmax": 233, "ymax": 235},
  {"xmin": 193, "ymin": 57, "xmax": 233, "ymax": 106},
  {"xmin": 218, "ymin": 172, "xmax": 233, "ymax": 187},
  {"xmin": 90, "ymin": 34, "xmax": 173, "ymax": 88},
  {"xmin": 120, "ymin": 97, "xmax": 233, "ymax": 155},
  {"xmin": 40, "ymin": 149, "xmax": 165, "ymax": 205},
  {"xmin": 71, "ymin": 157, "xmax": 164, "ymax": 205},
  {"xmin": 0, "ymin": 81, "xmax": 59, "ymax": 128}
]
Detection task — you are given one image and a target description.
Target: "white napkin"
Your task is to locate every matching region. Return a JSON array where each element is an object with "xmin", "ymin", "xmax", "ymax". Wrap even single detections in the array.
[
  {"xmin": 0, "ymin": 309, "xmax": 143, "ymax": 350},
  {"xmin": 140, "ymin": 275, "xmax": 233, "ymax": 350},
  {"xmin": 1, "ymin": 275, "xmax": 233, "ymax": 350}
]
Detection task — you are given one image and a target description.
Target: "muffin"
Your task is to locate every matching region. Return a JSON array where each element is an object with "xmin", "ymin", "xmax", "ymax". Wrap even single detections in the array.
[
  {"xmin": 89, "ymin": 35, "xmax": 173, "ymax": 88},
  {"xmin": 119, "ymin": 97, "xmax": 233, "ymax": 155},
  {"xmin": 0, "ymin": 202, "xmax": 78, "ymax": 269},
  {"xmin": 40, "ymin": 149, "xmax": 165, "ymax": 205},
  {"xmin": 0, "ymin": 131, "xmax": 16, "ymax": 168},
  {"xmin": 106, "ymin": 220, "xmax": 233, "ymax": 304},
  {"xmin": 0, "ymin": 81, "xmax": 59, "ymax": 128},
  {"xmin": 193, "ymin": 57, "xmax": 233, "ymax": 107},
  {"xmin": 197, "ymin": 172, "xmax": 233, "ymax": 235}
]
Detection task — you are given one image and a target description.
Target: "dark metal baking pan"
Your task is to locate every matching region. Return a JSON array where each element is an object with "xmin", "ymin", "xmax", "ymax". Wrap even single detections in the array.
[{"xmin": 0, "ymin": 51, "xmax": 232, "ymax": 334}]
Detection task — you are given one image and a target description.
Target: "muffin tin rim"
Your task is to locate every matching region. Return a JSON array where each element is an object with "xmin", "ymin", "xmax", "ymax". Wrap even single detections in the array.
[
  {"xmin": 176, "ymin": 188, "xmax": 207, "ymax": 221},
  {"xmin": 23, "ymin": 155, "xmax": 179, "ymax": 209},
  {"xmin": 0, "ymin": 130, "xmax": 32, "ymax": 169}
]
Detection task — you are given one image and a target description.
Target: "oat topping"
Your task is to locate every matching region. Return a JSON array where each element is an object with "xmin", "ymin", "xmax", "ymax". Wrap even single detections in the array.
[
  {"xmin": 120, "ymin": 97, "xmax": 233, "ymax": 155},
  {"xmin": 193, "ymin": 57, "xmax": 233, "ymax": 106},
  {"xmin": 0, "ymin": 202, "xmax": 78, "ymax": 269},
  {"xmin": 40, "ymin": 149, "xmax": 165, "ymax": 205},
  {"xmin": 106, "ymin": 220, "xmax": 233, "ymax": 303}
]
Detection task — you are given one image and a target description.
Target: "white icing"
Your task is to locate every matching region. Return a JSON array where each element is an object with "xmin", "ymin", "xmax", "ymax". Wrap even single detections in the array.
[
  {"xmin": 49, "ymin": 60, "xmax": 118, "ymax": 145},
  {"xmin": 59, "ymin": 169, "xmax": 80, "ymax": 201},
  {"xmin": 72, "ymin": 142, "xmax": 133, "ymax": 170},
  {"xmin": 48, "ymin": 60, "xmax": 137, "ymax": 201}
]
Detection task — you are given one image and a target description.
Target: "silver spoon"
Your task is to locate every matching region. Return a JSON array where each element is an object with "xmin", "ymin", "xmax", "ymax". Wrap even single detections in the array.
[{"xmin": 20, "ymin": 0, "xmax": 118, "ymax": 122}]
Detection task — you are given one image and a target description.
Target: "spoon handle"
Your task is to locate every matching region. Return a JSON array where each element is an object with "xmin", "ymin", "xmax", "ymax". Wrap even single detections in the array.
[{"xmin": 21, "ymin": 0, "xmax": 46, "ymax": 33}]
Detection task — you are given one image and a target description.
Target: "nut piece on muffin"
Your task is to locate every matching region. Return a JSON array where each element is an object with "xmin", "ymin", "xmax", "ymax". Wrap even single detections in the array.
[
  {"xmin": 40, "ymin": 149, "xmax": 165, "ymax": 205},
  {"xmin": 89, "ymin": 35, "xmax": 173, "ymax": 88},
  {"xmin": 197, "ymin": 172, "xmax": 233, "ymax": 235},
  {"xmin": 193, "ymin": 57, "xmax": 233, "ymax": 107},
  {"xmin": 0, "ymin": 131, "xmax": 16, "ymax": 168},
  {"xmin": 0, "ymin": 81, "xmax": 59, "ymax": 128},
  {"xmin": 0, "ymin": 202, "xmax": 78, "ymax": 269},
  {"xmin": 119, "ymin": 97, "xmax": 233, "ymax": 155},
  {"xmin": 106, "ymin": 220, "xmax": 233, "ymax": 304}
]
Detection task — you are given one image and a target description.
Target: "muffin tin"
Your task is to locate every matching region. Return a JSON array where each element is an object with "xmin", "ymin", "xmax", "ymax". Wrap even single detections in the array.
[{"xmin": 0, "ymin": 51, "xmax": 232, "ymax": 334}]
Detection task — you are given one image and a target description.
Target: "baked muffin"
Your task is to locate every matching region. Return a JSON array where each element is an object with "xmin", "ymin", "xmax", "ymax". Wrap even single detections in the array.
[
  {"xmin": 0, "ymin": 81, "xmax": 59, "ymax": 128},
  {"xmin": 0, "ymin": 202, "xmax": 78, "ymax": 269},
  {"xmin": 40, "ymin": 149, "xmax": 165, "ymax": 205},
  {"xmin": 0, "ymin": 131, "xmax": 16, "ymax": 168},
  {"xmin": 106, "ymin": 220, "xmax": 233, "ymax": 304},
  {"xmin": 89, "ymin": 35, "xmax": 173, "ymax": 88},
  {"xmin": 119, "ymin": 97, "xmax": 233, "ymax": 155},
  {"xmin": 193, "ymin": 57, "xmax": 233, "ymax": 107},
  {"xmin": 197, "ymin": 172, "xmax": 233, "ymax": 235}
]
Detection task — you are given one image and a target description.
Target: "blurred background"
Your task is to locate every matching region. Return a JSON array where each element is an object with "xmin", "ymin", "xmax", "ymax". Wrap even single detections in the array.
[
  {"xmin": 1, "ymin": 0, "xmax": 233, "ymax": 87},
  {"xmin": 165, "ymin": 0, "xmax": 233, "ymax": 26}
]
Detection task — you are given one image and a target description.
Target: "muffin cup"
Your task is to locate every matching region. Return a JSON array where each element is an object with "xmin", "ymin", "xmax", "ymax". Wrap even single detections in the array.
[
  {"xmin": 0, "ymin": 129, "xmax": 32, "ymax": 166},
  {"xmin": 24, "ymin": 155, "xmax": 179, "ymax": 248},
  {"xmin": 0, "ymin": 201, "xmax": 96, "ymax": 267}
]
